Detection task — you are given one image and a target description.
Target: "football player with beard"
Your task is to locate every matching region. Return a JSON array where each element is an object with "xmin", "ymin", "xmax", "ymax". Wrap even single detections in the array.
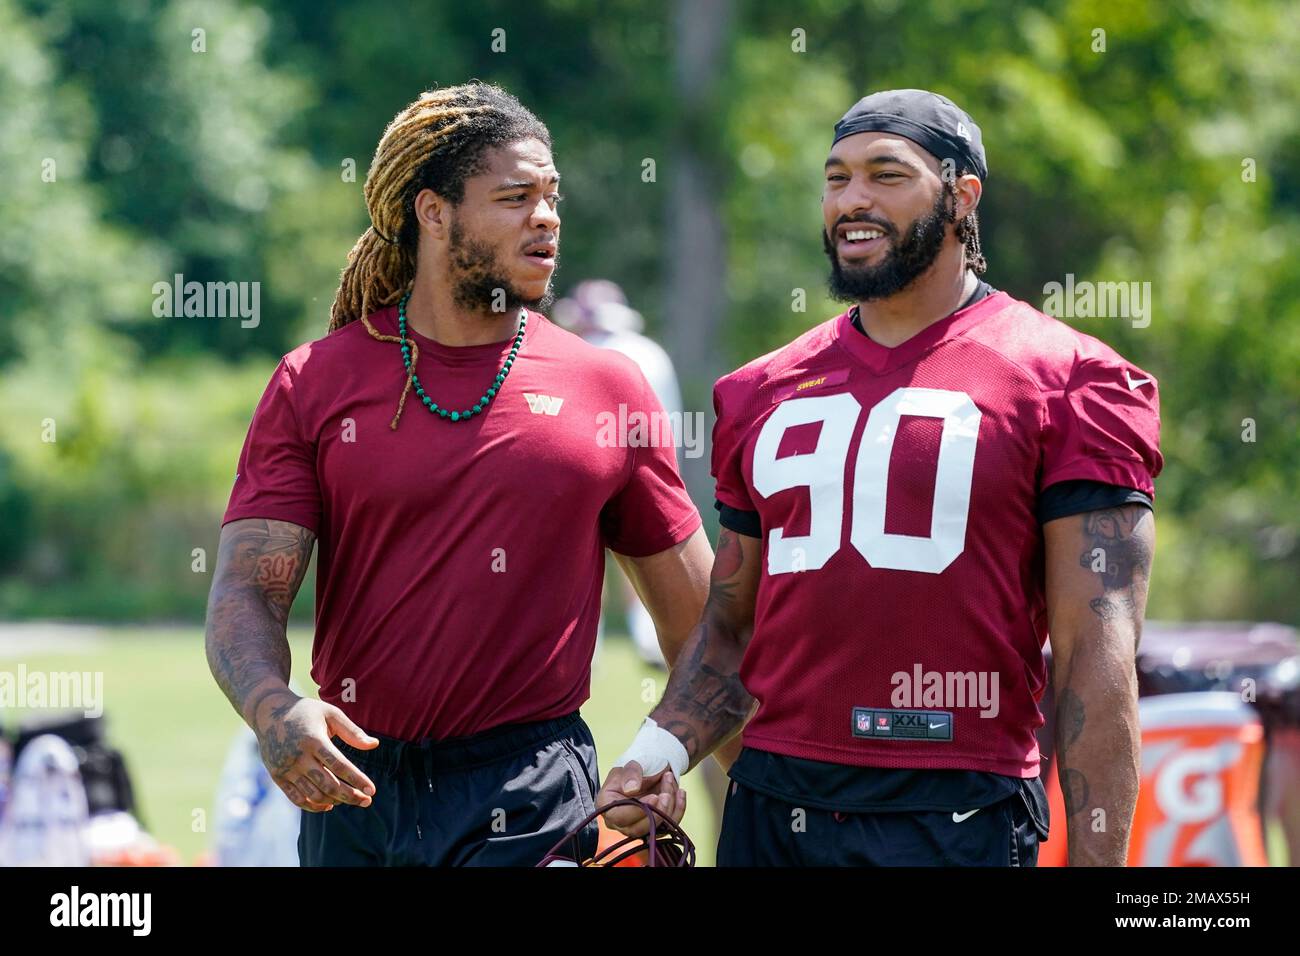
[
  {"xmin": 207, "ymin": 83, "xmax": 710, "ymax": 866},
  {"xmin": 600, "ymin": 89, "xmax": 1162, "ymax": 866}
]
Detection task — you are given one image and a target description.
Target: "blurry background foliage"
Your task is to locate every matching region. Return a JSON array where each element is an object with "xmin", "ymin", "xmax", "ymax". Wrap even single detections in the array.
[{"xmin": 1, "ymin": 0, "xmax": 1297, "ymax": 625}]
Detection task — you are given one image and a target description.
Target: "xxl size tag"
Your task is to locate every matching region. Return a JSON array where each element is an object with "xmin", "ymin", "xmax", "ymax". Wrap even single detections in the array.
[{"xmin": 852, "ymin": 707, "xmax": 953, "ymax": 741}]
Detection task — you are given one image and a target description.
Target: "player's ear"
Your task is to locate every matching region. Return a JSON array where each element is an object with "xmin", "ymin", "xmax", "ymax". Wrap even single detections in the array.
[
  {"xmin": 953, "ymin": 174, "xmax": 982, "ymax": 220},
  {"xmin": 413, "ymin": 188, "xmax": 451, "ymax": 242}
]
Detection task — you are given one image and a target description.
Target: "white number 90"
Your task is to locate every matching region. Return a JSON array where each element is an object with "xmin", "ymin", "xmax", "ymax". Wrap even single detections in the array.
[{"xmin": 752, "ymin": 387, "xmax": 982, "ymax": 576}]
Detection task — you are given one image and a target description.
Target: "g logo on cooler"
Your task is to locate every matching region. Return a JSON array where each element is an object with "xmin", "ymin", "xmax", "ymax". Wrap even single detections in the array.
[{"xmin": 1152, "ymin": 742, "xmax": 1241, "ymax": 823}]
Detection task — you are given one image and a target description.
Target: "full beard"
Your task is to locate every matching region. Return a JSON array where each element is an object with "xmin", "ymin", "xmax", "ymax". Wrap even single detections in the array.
[
  {"xmin": 449, "ymin": 220, "xmax": 557, "ymax": 314},
  {"xmin": 824, "ymin": 188, "xmax": 951, "ymax": 303}
]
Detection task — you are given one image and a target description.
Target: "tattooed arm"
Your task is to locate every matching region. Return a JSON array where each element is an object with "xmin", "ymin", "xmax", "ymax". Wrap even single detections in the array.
[
  {"xmin": 611, "ymin": 527, "xmax": 748, "ymax": 771},
  {"xmin": 647, "ymin": 525, "xmax": 761, "ymax": 767},
  {"xmin": 598, "ymin": 528, "xmax": 762, "ymax": 832},
  {"xmin": 205, "ymin": 518, "xmax": 377, "ymax": 812},
  {"xmin": 1044, "ymin": 504, "xmax": 1155, "ymax": 866},
  {"xmin": 206, "ymin": 518, "xmax": 311, "ymax": 726}
]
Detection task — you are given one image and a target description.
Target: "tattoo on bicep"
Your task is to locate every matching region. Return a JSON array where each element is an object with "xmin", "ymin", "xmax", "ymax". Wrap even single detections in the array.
[
  {"xmin": 704, "ymin": 532, "xmax": 744, "ymax": 618},
  {"xmin": 1078, "ymin": 507, "xmax": 1152, "ymax": 621},
  {"xmin": 221, "ymin": 519, "xmax": 316, "ymax": 622},
  {"xmin": 706, "ymin": 579, "xmax": 737, "ymax": 615},
  {"xmin": 1088, "ymin": 596, "xmax": 1127, "ymax": 621},
  {"xmin": 714, "ymin": 528, "xmax": 744, "ymax": 579}
]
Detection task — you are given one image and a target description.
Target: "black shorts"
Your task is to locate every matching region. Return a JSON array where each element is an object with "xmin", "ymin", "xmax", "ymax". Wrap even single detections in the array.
[
  {"xmin": 297, "ymin": 711, "xmax": 599, "ymax": 867},
  {"xmin": 716, "ymin": 776, "xmax": 1050, "ymax": 867}
]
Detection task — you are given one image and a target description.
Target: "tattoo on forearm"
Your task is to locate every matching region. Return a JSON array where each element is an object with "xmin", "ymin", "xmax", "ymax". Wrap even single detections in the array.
[
  {"xmin": 205, "ymin": 519, "xmax": 315, "ymax": 724},
  {"xmin": 654, "ymin": 624, "xmax": 753, "ymax": 762},
  {"xmin": 1058, "ymin": 688, "xmax": 1085, "ymax": 750},
  {"xmin": 1055, "ymin": 686, "xmax": 1090, "ymax": 817},
  {"xmin": 242, "ymin": 680, "xmax": 295, "ymax": 727},
  {"xmin": 647, "ymin": 527, "xmax": 756, "ymax": 763},
  {"xmin": 659, "ymin": 719, "xmax": 702, "ymax": 758},
  {"xmin": 1062, "ymin": 768, "xmax": 1090, "ymax": 816}
]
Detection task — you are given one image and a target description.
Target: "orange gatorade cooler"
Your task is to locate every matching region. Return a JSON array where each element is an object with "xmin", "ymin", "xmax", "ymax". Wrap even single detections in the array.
[{"xmin": 1039, "ymin": 691, "xmax": 1268, "ymax": 866}]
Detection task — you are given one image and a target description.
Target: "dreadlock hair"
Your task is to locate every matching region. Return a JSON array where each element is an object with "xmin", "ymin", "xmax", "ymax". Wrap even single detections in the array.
[
  {"xmin": 328, "ymin": 82, "xmax": 551, "ymax": 429},
  {"xmin": 941, "ymin": 163, "xmax": 987, "ymax": 275}
]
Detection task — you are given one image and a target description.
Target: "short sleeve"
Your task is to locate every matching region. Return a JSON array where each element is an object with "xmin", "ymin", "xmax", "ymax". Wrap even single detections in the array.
[
  {"xmin": 1041, "ymin": 356, "xmax": 1164, "ymax": 497},
  {"xmin": 600, "ymin": 371, "xmax": 702, "ymax": 557},
  {"xmin": 222, "ymin": 357, "xmax": 322, "ymax": 533},
  {"xmin": 711, "ymin": 377, "xmax": 757, "ymax": 511}
]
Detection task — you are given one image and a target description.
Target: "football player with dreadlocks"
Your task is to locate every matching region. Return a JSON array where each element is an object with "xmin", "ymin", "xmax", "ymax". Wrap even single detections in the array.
[
  {"xmin": 601, "ymin": 89, "xmax": 1163, "ymax": 866},
  {"xmin": 205, "ymin": 83, "xmax": 710, "ymax": 866}
]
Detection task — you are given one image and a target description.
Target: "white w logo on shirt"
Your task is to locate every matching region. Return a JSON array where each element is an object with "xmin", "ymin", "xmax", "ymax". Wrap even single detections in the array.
[{"xmin": 523, "ymin": 393, "xmax": 565, "ymax": 416}]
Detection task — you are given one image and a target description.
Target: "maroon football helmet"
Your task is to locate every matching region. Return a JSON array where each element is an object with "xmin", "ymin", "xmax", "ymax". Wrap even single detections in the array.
[{"xmin": 537, "ymin": 798, "xmax": 696, "ymax": 867}]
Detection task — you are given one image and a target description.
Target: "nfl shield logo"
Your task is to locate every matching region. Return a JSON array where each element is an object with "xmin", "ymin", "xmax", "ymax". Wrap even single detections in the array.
[{"xmin": 855, "ymin": 711, "xmax": 870, "ymax": 733}]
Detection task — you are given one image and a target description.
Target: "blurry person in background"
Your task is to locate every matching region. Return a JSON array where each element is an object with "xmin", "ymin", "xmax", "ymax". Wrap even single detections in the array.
[
  {"xmin": 0, "ymin": 734, "xmax": 89, "ymax": 866},
  {"xmin": 211, "ymin": 725, "xmax": 302, "ymax": 866},
  {"xmin": 554, "ymin": 280, "xmax": 684, "ymax": 669},
  {"xmin": 555, "ymin": 280, "xmax": 733, "ymax": 840}
]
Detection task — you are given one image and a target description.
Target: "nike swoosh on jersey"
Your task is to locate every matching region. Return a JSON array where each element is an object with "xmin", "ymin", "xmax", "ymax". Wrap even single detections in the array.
[
  {"xmin": 952, "ymin": 808, "xmax": 981, "ymax": 823},
  {"xmin": 1123, "ymin": 370, "xmax": 1152, "ymax": 390}
]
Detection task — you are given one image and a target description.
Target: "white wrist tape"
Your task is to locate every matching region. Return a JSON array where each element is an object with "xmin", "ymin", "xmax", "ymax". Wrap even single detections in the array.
[{"xmin": 615, "ymin": 717, "xmax": 689, "ymax": 782}]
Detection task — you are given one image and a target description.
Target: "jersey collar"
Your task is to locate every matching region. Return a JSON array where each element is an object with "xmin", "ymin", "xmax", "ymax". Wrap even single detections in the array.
[{"xmin": 834, "ymin": 290, "xmax": 1011, "ymax": 374}]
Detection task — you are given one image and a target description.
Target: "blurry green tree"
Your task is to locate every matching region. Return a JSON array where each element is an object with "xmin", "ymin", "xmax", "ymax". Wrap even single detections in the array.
[{"xmin": 0, "ymin": 0, "xmax": 1295, "ymax": 623}]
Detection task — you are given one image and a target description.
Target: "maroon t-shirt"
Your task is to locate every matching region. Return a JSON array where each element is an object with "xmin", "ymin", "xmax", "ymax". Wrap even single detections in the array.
[
  {"xmin": 224, "ymin": 306, "xmax": 701, "ymax": 741},
  {"xmin": 711, "ymin": 292, "xmax": 1162, "ymax": 774}
]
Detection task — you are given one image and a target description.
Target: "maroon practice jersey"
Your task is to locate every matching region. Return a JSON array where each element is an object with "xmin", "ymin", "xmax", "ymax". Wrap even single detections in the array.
[
  {"xmin": 712, "ymin": 292, "xmax": 1162, "ymax": 775},
  {"xmin": 225, "ymin": 306, "xmax": 701, "ymax": 741}
]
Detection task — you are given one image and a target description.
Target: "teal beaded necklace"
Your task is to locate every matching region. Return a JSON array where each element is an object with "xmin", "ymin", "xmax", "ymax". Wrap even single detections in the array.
[{"xmin": 397, "ymin": 290, "xmax": 525, "ymax": 422}]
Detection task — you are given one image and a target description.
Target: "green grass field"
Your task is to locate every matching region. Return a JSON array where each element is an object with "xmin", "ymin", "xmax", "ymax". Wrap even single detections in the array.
[
  {"xmin": 0, "ymin": 626, "xmax": 720, "ymax": 866},
  {"xmin": 2, "ymin": 626, "xmax": 1289, "ymax": 867}
]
